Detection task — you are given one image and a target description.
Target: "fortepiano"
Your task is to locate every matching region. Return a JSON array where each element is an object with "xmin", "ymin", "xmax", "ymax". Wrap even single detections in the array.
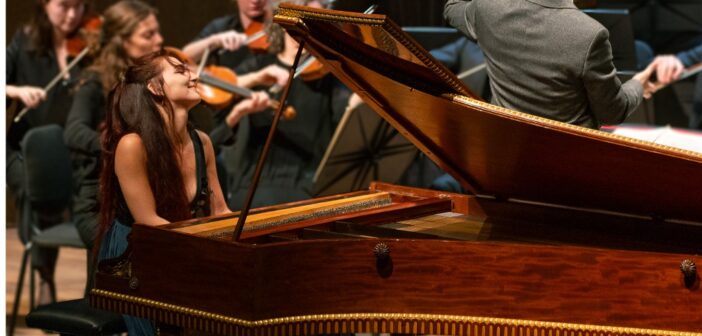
[{"xmin": 92, "ymin": 4, "xmax": 702, "ymax": 335}]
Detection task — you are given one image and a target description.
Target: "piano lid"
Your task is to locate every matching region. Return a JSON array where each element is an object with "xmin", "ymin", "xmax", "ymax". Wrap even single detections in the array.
[{"xmin": 274, "ymin": 4, "xmax": 702, "ymax": 223}]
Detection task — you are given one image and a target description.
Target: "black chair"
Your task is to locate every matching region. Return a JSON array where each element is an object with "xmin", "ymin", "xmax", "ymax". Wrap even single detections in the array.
[{"xmin": 7, "ymin": 125, "xmax": 125, "ymax": 336}]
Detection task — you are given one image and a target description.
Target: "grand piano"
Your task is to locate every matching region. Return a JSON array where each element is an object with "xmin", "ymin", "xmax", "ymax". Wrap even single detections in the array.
[{"xmin": 92, "ymin": 4, "xmax": 702, "ymax": 335}]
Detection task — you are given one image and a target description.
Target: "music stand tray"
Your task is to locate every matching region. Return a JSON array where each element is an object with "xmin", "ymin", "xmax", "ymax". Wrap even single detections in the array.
[{"xmin": 313, "ymin": 102, "xmax": 418, "ymax": 197}]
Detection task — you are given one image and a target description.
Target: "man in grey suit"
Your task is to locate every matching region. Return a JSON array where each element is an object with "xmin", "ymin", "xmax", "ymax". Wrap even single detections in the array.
[
  {"xmin": 444, "ymin": 0, "xmax": 656, "ymax": 129},
  {"xmin": 652, "ymin": 44, "xmax": 702, "ymax": 129}
]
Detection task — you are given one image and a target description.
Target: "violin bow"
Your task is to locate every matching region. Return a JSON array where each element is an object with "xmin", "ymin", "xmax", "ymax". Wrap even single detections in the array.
[{"xmin": 13, "ymin": 47, "xmax": 91, "ymax": 123}]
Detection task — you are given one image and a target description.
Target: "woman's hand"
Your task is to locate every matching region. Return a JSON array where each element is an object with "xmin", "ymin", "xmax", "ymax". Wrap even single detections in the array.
[
  {"xmin": 237, "ymin": 65, "xmax": 290, "ymax": 88},
  {"xmin": 255, "ymin": 64, "xmax": 289, "ymax": 87},
  {"xmin": 652, "ymin": 55, "xmax": 685, "ymax": 85},
  {"xmin": 210, "ymin": 30, "xmax": 248, "ymax": 51},
  {"xmin": 7, "ymin": 85, "xmax": 47, "ymax": 108}
]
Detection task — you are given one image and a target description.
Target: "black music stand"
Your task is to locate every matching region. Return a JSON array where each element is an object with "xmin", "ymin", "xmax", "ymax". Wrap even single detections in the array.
[{"xmin": 313, "ymin": 102, "xmax": 418, "ymax": 197}]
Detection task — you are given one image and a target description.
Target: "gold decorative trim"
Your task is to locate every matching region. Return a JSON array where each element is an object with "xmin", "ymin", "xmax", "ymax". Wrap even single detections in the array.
[
  {"xmin": 276, "ymin": 7, "xmax": 385, "ymax": 26},
  {"xmin": 275, "ymin": 5, "xmax": 471, "ymax": 97},
  {"xmin": 452, "ymin": 94, "xmax": 702, "ymax": 160},
  {"xmin": 91, "ymin": 289, "xmax": 702, "ymax": 336},
  {"xmin": 381, "ymin": 21, "xmax": 472, "ymax": 97}
]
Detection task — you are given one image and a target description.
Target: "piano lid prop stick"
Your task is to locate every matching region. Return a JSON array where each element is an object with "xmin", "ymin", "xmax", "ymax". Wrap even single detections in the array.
[{"xmin": 231, "ymin": 39, "xmax": 307, "ymax": 242}]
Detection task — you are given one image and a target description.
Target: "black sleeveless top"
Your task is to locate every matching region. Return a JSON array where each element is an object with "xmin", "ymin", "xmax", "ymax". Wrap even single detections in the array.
[{"xmin": 115, "ymin": 129, "xmax": 211, "ymax": 225}]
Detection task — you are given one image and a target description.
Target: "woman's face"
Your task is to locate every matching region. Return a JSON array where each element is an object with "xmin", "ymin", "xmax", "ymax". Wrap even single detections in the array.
[
  {"xmin": 44, "ymin": 0, "xmax": 85, "ymax": 36},
  {"xmin": 160, "ymin": 57, "xmax": 201, "ymax": 110},
  {"xmin": 123, "ymin": 14, "xmax": 163, "ymax": 60},
  {"xmin": 237, "ymin": 0, "xmax": 268, "ymax": 19}
]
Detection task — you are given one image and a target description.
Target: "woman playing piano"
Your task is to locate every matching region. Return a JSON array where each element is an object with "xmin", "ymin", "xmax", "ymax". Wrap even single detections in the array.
[{"xmin": 96, "ymin": 49, "xmax": 270, "ymax": 335}]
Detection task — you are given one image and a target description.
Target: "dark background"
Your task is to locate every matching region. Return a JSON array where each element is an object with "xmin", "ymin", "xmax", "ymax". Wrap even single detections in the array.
[
  {"xmin": 5, "ymin": 0, "xmax": 449, "ymax": 49},
  {"xmin": 6, "ymin": 0, "xmax": 702, "ymax": 53}
]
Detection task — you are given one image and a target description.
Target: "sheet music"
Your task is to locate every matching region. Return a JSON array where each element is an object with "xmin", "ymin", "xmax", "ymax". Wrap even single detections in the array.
[{"xmin": 611, "ymin": 125, "xmax": 702, "ymax": 153}]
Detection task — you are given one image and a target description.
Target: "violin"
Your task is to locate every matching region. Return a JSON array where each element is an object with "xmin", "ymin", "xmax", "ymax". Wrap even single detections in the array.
[
  {"xmin": 165, "ymin": 47, "xmax": 296, "ymax": 120},
  {"xmin": 297, "ymin": 54, "xmax": 330, "ymax": 81},
  {"xmin": 244, "ymin": 18, "xmax": 270, "ymax": 54},
  {"xmin": 12, "ymin": 15, "xmax": 103, "ymax": 123},
  {"xmin": 198, "ymin": 65, "xmax": 296, "ymax": 120},
  {"xmin": 66, "ymin": 14, "xmax": 103, "ymax": 57},
  {"xmin": 267, "ymin": 52, "xmax": 331, "ymax": 95}
]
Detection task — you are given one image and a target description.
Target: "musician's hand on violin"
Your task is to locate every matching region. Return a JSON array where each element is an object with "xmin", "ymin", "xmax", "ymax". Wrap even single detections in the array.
[
  {"xmin": 652, "ymin": 55, "xmax": 684, "ymax": 85},
  {"xmin": 7, "ymin": 85, "xmax": 47, "ymax": 109},
  {"xmin": 225, "ymin": 91, "xmax": 271, "ymax": 127},
  {"xmin": 211, "ymin": 30, "xmax": 248, "ymax": 51},
  {"xmin": 243, "ymin": 91, "xmax": 271, "ymax": 115},
  {"xmin": 257, "ymin": 65, "xmax": 290, "ymax": 87}
]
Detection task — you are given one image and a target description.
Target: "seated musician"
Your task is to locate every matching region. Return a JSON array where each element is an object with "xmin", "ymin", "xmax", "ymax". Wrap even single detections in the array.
[
  {"xmin": 181, "ymin": 0, "xmax": 287, "ymax": 198},
  {"xmin": 182, "ymin": 0, "xmax": 270, "ymax": 68},
  {"xmin": 6, "ymin": 0, "xmax": 92, "ymax": 305},
  {"xmin": 222, "ymin": 0, "xmax": 352, "ymax": 210},
  {"xmin": 651, "ymin": 44, "xmax": 702, "ymax": 129},
  {"xmin": 65, "ymin": 0, "xmax": 162, "ymax": 261},
  {"xmin": 95, "ymin": 49, "xmax": 268, "ymax": 335},
  {"xmin": 444, "ymin": 0, "xmax": 658, "ymax": 130}
]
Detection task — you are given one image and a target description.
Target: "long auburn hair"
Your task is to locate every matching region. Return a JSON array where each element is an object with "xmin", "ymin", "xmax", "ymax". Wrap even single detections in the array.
[
  {"xmin": 26, "ymin": 0, "xmax": 91, "ymax": 55},
  {"xmin": 96, "ymin": 49, "xmax": 192, "ymax": 249},
  {"xmin": 87, "ymin": 0, "xmax": 157, "ymax": 94}
]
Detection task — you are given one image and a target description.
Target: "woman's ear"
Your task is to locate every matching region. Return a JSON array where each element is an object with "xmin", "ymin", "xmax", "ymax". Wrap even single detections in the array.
[{"xmin": 147, "ymin": 80, "xmax": 163, "ymax": 97}]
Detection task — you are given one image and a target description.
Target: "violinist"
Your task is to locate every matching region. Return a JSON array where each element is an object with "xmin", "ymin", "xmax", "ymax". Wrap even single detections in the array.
[
  {"xmin": 181, "ymin": 0, "xmax": 290, "ymax": 155},
  {"xmin": 182, "ymin": 0, "xmax": 272, "ymax": 69},
  {"xmin": 223, "ymin": 0, "xmax": 352, "ymax": 210},
  {"xmin": 6, "ymin": 0, "xmax": 92, "ymax": 306},
  {"xmin": 62, "ymin": 0, "xmax": 163, "ymax": 293}
]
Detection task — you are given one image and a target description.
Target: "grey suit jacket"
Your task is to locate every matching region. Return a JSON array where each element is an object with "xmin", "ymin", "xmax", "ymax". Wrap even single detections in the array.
[{"xmin": 445, "ymin": 0, "xmax": 643, "ymax": 129}]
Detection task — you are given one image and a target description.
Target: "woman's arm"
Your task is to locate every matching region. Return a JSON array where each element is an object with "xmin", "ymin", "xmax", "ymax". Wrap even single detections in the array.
[
  {"xmin": 6, "ymin": 30, "xmax": 47, "ymax": 108},
  {"xmin": 115, "ymin": 133, "xmax": 170, "ymax": 225},
  {"xmin": 197, "ymin": 130, "xmax": 231, "ymax": 215},
  {"xmin": 183, "ymin": 31, "xmax": 247, "ymax": 63}
]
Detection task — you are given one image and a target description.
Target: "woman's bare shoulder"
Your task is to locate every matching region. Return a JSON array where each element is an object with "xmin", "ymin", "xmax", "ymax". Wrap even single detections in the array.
[{"xmin": 115, "ymin": 133, "xmax": 146, "ymax": 159}]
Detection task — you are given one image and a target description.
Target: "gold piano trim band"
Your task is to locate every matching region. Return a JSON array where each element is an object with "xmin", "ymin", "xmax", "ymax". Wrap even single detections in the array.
[
  {"xmin": 91, "ymin": 289, "xmax": 702, "ymax": 336},
  {"xmin": 452, "ymin": 95, "xmax": 702, "ymax": 160},
  {"xmin": 276, "ymin": 7, "xmax": 385, "ymax": 26}
]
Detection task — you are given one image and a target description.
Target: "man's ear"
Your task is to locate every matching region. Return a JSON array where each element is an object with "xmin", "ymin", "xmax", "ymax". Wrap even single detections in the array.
[{"xmin": 147, "ymin": 80, "xmax": 163, "ymax": 97}]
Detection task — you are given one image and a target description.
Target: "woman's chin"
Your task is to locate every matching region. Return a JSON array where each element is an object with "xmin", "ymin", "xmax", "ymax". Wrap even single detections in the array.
[{"xmin": 186, "ymin": 97, "xmax": 202, "ymax": 110}]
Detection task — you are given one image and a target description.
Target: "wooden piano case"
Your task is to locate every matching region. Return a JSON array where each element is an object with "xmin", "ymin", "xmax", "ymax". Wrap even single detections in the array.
[{"xmin": 92, "ymin": 4, "xmax": 702, "ymax": 335}]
